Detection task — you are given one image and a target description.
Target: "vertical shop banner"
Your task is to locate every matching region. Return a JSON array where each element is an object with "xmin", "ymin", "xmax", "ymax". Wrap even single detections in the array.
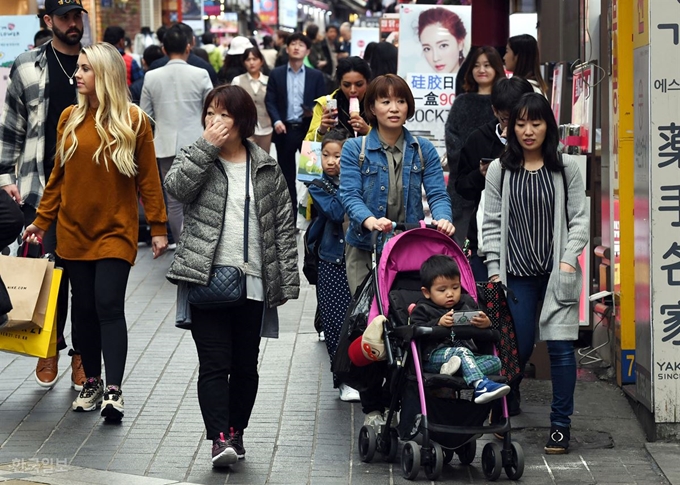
[
  {"xmin": 0, "ymin": 16, "xmax": 41, "ymax": 68},
  {"xmin": 647, "ymin": 2, "xmax": 680, "ymax": 423},
  {"xmin": 633, "ymin": 43, "xmax": 651, "ymax": 412},
  {"xmin": 379, "ymin": 13, "xmax": 399, "ymax": 41},
  {"xmin": 350, "ymin": 28, "xmax": 379, "ymax": 59},
  {"xmin": 211, "ymin": 13, "xmax": 238, "ymax": 34},
  {"xmin": 571, "ymin": 63, "xmax": 595, "ymax": 153},
  {"xmin": 279, "ymin": 1, "xmax": 297, "ymax": 29},
  {"xmin": 397, "ymin": 4, "xmax": 471, "ymax": 156},
  {"xmin": 182, "ymin": 0, "xmax": 203, "ymax": 20},
  {"xmin": 204, "ymin": 0, "xmax": 221, "ymax": 17},
  {"xmin": 551, "ymin": 63, "xmax": 564, "ymax": 124},
  {"xmin": 0, "ymin": 16, "xmax": 41, "ymax": 117},
  {"xmin": 254, "ymin": 0, "xmax": 277, "ymax": 26}
]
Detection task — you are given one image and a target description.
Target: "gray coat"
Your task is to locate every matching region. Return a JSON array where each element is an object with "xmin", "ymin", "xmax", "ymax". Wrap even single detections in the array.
[
  {"xmin": 482, "ymin": 155, "xmax": 589, "ymax": 341},
  {"xmin": 164, "ymin": 137, "xmax": 300, "ymax": 337}
]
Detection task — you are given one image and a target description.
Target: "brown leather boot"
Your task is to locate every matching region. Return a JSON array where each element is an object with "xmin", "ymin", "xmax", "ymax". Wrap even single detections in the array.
[
  {"xmin": 71, "ymin": 354, "xmax": 86, "ymax": 391},
  {"xmin": 35, "ymin": 354, "xmax": 59, "ymax": 388}
]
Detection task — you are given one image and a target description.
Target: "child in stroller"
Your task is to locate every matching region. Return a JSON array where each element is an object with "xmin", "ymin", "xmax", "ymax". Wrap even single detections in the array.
[
  {"xmin": 351, "ymin": 225, "xmax": 524, "ymax": 481},
  {"xmin": 411, "ymin": 255, "xmax": 511, "ymax": 404}
]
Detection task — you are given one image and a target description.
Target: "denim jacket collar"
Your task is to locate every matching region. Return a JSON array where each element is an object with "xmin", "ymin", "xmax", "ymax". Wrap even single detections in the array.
[{"xmin": 364, "ymin": 127, "xmax": 419, "ymax": 153}]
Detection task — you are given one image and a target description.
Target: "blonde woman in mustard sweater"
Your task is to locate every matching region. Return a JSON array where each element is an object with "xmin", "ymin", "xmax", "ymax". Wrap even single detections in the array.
[{"xmin": 23, "ymin": 43, "xmax": 168, "ymax": 422}]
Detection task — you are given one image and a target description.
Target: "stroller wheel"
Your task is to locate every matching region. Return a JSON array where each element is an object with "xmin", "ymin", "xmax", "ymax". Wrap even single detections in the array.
[
  {"xmin": 481, "ymin": 442, "xmax": 503, "ymax": 481},
  {"xmin": 358, "ymin": 425, "xmax": 377, "ymax": 462},
  {"xmin": 424, "ymin": 441, "xmax": 443, "ymax": 481},
  {"xmin": 383, "ymin": 427, "xmax": 399, "ymax": 463},
  {"xmin": 457, "ymin": 440, "xmax": 476, "ymax": 465},
  {"xmin": 401, "ymin": 440, "xmax": 421, "ymax": 480},
  {"xmin": 504, "ymin": 441, "xmax": 525, "ymax": 480}
]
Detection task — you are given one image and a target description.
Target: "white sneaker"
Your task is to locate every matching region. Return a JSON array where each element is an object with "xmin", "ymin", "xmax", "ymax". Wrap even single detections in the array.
[
  {"xmin": 72, "ymin": 378, "xmax": 104, "ymax": 412},
  {"xmin": 318, "ymin": 331, "xmax": 325, "ymax": 342},
  {"xmin": 338, "ymin": 384, "xmax": 360, "ymax": 402},
  {"xmin": 363, "ymin": 410, "xmax": 386, "ymax": 430},
  {"xmin": 440, "ymin": 356, "xmax": 462, "ymax": 375},
  {"xmin": 101, "ymin": 386, "xmax": 124, "ymax": 421},
  {"xmin": 385, "ymin": 409, "xmax": 400, "ymax": 428}
]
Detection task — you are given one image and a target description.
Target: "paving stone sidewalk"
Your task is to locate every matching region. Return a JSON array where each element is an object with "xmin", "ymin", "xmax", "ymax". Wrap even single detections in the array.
[{"xmin": 0, "ymin": 245, "xmax": 673, "ymax": 484}]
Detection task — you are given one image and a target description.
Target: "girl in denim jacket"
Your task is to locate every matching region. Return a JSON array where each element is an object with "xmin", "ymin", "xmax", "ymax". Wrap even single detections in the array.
[{"xmin": 307, "ymin": 128, "xmax": 360, "ymax": 402}]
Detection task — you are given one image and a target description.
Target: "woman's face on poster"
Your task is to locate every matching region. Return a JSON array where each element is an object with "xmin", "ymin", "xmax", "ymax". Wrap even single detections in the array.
[{"xmin": 420, "ymin": 23, "xmax": 464, "ymax": 74}]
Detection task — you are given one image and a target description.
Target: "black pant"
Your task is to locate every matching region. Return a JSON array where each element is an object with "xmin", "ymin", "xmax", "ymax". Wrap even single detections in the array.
[
  {"xmin": 63, "ymin": 258, "xmax": 131, "ymax": 386},
  {"xmin": 273, "ymin": 121, "xmax": 309, "ymax": 221},
  {"xmin": 359, "ymin": 361, "xmax": 392, "ymax": 415},
  {"xmin": 22, "ymin": 204, "xmax": 77, "ymax": 353},
  {"xmin": 190, "ymin": 299, "xmax": 264, "ymax": 440},
  {"xmin": 0, "ymin": 190, "xmax": 23, "ymax": 250}
]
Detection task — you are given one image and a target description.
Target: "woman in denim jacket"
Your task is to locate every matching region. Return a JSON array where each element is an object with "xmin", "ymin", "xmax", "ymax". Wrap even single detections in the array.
[
  {"xmin": 338, "ymin": 74, "xmax": 454, "ymax": 428},
  {"xmin": 339, "ymin": 74, "xmax": 455, "ymax": 294}
]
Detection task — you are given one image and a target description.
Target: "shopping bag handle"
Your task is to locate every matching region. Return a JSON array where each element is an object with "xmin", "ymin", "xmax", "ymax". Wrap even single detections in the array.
[{"xmin": 20, "ymin": 241, "xmax": 45, "ymax": 258}]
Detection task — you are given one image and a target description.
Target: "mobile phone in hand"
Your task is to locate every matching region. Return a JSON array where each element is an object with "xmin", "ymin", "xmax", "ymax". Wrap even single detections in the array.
[
  {"xmin": 326, "ymin": 99, "xmax": 338, "ymax": 124},
  {"xmin": 453, "ymin": 311, "xmax": 481, "ymax": 326},
  {"xmin": 480, "ymin": 158, "xmax": 494, "ymax": 165}
]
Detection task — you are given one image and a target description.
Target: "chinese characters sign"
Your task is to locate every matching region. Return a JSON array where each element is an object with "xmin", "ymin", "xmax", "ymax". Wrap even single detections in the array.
[
  {"xmin": 397, "ymin": 4, "xmax": 471, "ymax": 156},
  {"xmin": 635, "ymin": 0, "xmax": 680, "ymax": 421}
]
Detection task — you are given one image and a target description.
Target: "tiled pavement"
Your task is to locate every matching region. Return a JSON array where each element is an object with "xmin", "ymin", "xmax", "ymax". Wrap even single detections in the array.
[{"xmin": 0, "ymin": 244, "xmax": 674, "ymax": 484}]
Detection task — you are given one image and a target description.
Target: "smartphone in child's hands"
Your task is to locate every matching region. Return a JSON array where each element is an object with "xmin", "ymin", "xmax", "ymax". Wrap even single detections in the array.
[{"xmin": 453, "ymin": 311, "xmax": 481, "ymax": 326}]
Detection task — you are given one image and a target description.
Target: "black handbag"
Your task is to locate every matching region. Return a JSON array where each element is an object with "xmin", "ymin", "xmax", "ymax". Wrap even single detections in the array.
[{"xmin": 188, "ymin": 153, "xmax": 250, "ymax": 309}]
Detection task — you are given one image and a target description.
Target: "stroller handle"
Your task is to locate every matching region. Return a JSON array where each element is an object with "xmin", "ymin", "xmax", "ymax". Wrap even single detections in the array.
[{"xmin": 369, "ymin": 222, "xmax": 441, "ymax": 248}]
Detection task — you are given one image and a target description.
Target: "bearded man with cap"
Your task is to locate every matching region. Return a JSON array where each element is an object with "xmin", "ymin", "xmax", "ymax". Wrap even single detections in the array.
[{"xmin": 0, "ymin": 0, "xmax": 87, "ymax": 390}]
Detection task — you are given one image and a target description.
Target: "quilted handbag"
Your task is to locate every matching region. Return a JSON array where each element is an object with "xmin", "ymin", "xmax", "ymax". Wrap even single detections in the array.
[
  {"xmin": 188, "ymin": 265, "xmax": 246, "ymax": 309},
  {"xmin": 188, "ymin": 152, "xmax": 251, "ymax": 309}
]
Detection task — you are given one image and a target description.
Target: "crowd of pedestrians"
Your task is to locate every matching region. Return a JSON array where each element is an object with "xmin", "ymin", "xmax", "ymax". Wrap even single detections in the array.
[{"xmin": 0, "ymin": 4, "xmax": 587, "ymax": 470}]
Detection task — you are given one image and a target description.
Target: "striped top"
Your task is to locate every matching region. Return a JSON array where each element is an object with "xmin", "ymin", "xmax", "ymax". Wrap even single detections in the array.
[{"xmin": 507, "ymin": 166, "xmax": 555, "ymax": 276}]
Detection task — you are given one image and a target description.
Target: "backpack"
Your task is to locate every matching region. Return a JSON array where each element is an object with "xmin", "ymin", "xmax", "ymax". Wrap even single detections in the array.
[{"xmin": 302, "ymin": 178, "xmax": 335, "ymax": 285}]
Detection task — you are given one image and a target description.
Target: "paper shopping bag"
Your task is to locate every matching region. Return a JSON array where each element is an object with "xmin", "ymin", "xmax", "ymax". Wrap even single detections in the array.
[
  {"xmin": 297, "ymin": 141, "xmax": 323, "ymax": 182},
  {"xmin": 0, "ymin": 255, "xmax": 55, "ymax": 330},
  {"xmin": 0, "ymin": 268, "xmax": 61, "ymax": 358}
]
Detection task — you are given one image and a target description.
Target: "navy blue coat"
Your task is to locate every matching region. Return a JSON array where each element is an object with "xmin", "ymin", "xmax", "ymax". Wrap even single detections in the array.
[{"xmin": 264, "ymin": 64, "xmax": 326, "ymax": 126}]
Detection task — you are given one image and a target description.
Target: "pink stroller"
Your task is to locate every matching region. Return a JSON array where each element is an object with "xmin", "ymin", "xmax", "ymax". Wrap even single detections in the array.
[{"xmin": 356, "ymin": 223, "xmax": 524, "ymax": 482}]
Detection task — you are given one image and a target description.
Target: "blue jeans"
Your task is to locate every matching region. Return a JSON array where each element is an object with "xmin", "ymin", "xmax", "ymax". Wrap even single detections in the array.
[
  {"xmin": 469, "ymin": 253, "xmax": 488, "ymax": 282},
  {"xmin": 506, "ymin": 273, "xmax": 576, "ymax": 427}
]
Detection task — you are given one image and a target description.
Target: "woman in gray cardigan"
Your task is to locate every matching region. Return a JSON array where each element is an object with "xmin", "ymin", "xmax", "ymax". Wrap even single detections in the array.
[
  {"xmin": 164, "ymin": 85, "xmax": 299, "ymax": 468},
  {"xmin": 482, "ymin": 93, "xmax": 588, "ymax": 454}
]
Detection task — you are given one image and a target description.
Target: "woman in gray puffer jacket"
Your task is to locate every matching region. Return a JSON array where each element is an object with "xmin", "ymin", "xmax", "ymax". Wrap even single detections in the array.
[{"xmin": 164, "ymin": 85, "xmax": 299, "ymax": 468}]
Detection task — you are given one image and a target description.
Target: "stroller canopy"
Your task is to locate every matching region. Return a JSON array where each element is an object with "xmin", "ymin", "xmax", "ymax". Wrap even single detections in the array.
[{"xmin": 369, "ymin": 227, "xmax": 477, "ymax": 322}]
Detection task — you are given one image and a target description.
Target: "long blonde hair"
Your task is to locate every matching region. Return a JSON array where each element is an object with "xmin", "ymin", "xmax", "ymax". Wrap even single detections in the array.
[{"xmin": 57, "ymin": 42, "xmax": 145, "ymax": 177}]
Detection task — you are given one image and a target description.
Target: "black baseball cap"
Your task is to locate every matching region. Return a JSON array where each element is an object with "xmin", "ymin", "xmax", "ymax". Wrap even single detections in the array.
[{"xmin": 42, "ymin": 0, "xmax": 88, "ymax": 17}]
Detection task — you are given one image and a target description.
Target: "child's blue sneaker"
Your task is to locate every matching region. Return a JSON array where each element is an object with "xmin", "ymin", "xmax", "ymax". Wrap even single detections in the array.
[{"xmin": 474, "ymin": 378, "xmax": 511, "ymax": 404}]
